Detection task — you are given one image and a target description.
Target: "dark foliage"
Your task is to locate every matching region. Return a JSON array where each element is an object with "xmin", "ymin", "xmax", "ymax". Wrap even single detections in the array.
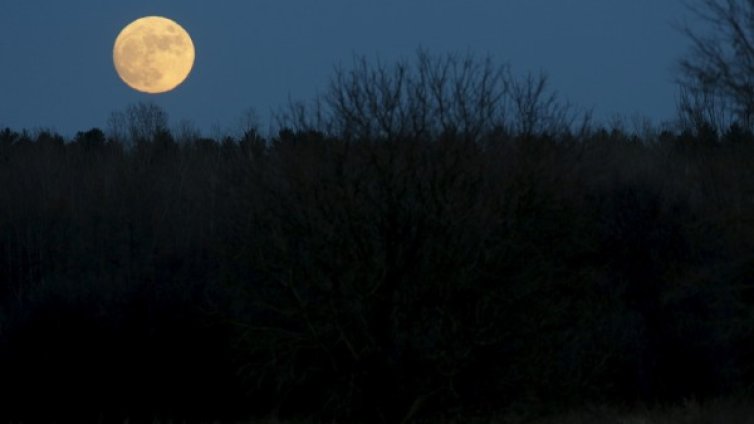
[{"xmin": 0, "ymin": 118, "xmax": 753, "ymax": 422}]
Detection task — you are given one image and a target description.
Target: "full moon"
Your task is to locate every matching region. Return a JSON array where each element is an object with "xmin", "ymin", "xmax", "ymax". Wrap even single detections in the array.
[{"xmin": 113, "ymin": 16, "xmax": 195, "ymax": 94}]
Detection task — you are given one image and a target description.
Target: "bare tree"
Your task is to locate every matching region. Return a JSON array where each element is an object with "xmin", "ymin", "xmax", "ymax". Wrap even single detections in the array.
[
  {"xmin": 506, "ymin": 69, "xmax": 584, "ymax": 137},
  {"xmin": 678, "ymin": 0, "xmax": 754, "ymax": 128},
  {"xmin": 107, "ymin": 102, "xmax": 169, "ymax": 147},
  {"xmin": 279, "ymin": 49, "xmax": 585, "ymax": 142},
  {"xmin": 174, "ymin": 118, "xmax": 201, "ymax": 145},
  {"xmin": 676, "ymin": 82, "xmax": 734, "ymax": 132},
  {"xmin": 322, "ymin": 50, "xmax": 510, "ymax": 141}
]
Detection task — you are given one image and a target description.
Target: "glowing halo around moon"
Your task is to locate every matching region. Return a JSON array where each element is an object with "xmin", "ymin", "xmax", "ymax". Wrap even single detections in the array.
[{"xmin": 113, "ymin": 16, "xmax": 195, "ymax": 94}]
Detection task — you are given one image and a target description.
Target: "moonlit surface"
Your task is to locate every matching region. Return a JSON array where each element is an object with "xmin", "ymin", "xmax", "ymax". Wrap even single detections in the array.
[{"xmin": 113, "ymin": 16, "xmax": 195, "ymax": 94}]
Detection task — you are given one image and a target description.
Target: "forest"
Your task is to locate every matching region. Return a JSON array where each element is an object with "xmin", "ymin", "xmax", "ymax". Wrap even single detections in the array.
[{"xmin": 3, "ymin": 40, "xmax": 754, "ymax": 423}]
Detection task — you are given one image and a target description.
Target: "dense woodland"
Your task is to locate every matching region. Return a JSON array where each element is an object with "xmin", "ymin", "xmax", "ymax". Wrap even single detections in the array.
[{"xmin": 3, "ymin": 50, "xmax": 754, "ymax": 423}]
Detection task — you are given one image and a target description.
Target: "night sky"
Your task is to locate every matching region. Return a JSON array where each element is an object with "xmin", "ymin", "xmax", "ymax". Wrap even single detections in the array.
[{"xmin": 1, "ymin": 1, "xmax": 693, "ymax": 138}]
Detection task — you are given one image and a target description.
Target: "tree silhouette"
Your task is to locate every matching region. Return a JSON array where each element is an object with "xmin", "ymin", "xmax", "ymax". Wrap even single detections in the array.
[
  {"xmin": 678, "ymin": 0, "xmax": 754, "ymax": 129},
  {"xmin": 279, "ymin": 49, "xmax": 588, "ymax": 143},
  {"xmin": 107, "ymin": 101, "xmax": 169, "ymax": 147}
]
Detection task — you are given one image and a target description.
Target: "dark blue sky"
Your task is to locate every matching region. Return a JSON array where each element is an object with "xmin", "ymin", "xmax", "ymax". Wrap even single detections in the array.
[{"xmin": 1, "ymin": 1, "xmax": 693, "ymax": 137}]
